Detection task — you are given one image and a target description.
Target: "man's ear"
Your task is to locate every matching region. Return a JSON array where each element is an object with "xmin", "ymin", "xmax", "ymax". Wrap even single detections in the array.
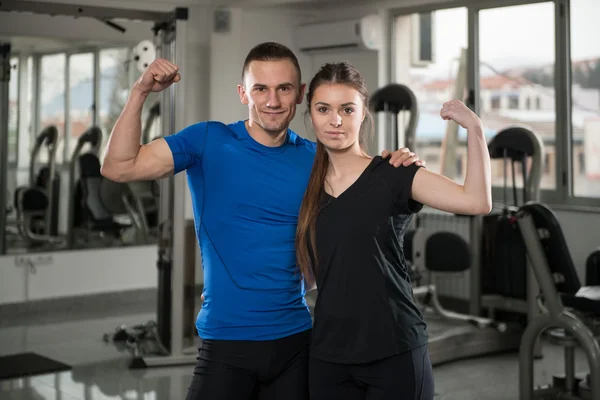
[
  {"xmin": 297, "ymin": 83, "xmax": 307, "ymax": 104},
  {"xmin": 238, "ymin": 84, "xmax": 249, "ymax": 105}
]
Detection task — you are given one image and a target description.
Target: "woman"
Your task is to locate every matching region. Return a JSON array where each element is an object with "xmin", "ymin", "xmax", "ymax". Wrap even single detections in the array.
[{"xmin": 296, "ymin": 62, "xmax": 491, "ymax": 400}]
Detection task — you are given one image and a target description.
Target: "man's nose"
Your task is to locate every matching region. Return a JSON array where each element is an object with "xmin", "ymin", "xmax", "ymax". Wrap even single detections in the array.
[{"xmin": 266, "ymin": 89, "xmax": 281, "ymax": 108}]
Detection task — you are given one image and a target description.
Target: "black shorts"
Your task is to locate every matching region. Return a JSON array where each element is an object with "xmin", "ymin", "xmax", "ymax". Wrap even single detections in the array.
[
  {"xmin": 309, "ymin": 344, "xmax": 434, "ymax": 400},
  {"xmin": 185, "ymin": 329, "xmax": 311, "ymax": 400}
]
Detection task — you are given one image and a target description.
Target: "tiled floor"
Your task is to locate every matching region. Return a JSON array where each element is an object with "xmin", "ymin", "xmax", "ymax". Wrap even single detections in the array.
[{"xmin": 0, "ymin": 303, "xmax": 594, "ymax": 399}]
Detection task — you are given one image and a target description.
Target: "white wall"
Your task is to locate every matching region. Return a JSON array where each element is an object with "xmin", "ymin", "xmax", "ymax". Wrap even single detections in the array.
[
  {"xmin": 555, "ymin": 209, "xmax": 600, "ymax": 280},
  {"xmin": 0, "ymin": 246, "xmax": 157, "ymax": 305},
  {"xmin": 207, "ymin": 7, "xmax": 380, "ymax": 140}
]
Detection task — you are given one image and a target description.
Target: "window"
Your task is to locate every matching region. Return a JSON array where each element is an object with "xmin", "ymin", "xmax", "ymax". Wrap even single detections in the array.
[
  {"xmin": 571, "ymin": 0, "xmax": 600, "ymax": 198},
  {"xmin": 40, "ymin": 53, "xmax": 66, "ymax": 164},
  {"xmin": 68, "ymin": 53, "xmax": 94, "ymax": 160},
  {"xmin": 508, "ymin": 94, "xmax": 519, "ymax": 109},
  {"xmin": 491, "ymin": 95, "xmax": 501, "ymax": 110},
  {"xmin": 479, "ymin": 2, "xmax": 556, "ymax": 191},
  {"xmin": 394, "ymin": 7, "xmax": 468, "ymax": 183}
]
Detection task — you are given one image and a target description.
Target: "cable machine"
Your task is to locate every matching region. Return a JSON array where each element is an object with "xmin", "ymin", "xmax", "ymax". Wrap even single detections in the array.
[{"xmin": 0, "ymin": 1, "xmax": 196, "ymax": 368}]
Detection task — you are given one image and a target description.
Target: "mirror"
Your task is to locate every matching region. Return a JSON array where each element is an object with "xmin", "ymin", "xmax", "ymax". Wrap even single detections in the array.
[{"xmin": 3, "ymin": 36, "xmax": 161, "ymax": 254}]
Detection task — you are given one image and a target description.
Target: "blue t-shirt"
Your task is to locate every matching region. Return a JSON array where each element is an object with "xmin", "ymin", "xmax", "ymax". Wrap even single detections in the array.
[{"xmin": 164, "ymin": 120, "xmax": 316, "ymax": 340}]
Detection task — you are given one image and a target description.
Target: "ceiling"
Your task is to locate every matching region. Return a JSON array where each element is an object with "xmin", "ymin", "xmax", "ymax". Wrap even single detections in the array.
[
  {"xmin": 0, "ymin": 0, "xmax": 466, "ymax": 53},
  {"xmin": 0, "ymin": 36, "xmax": 116, "ymax": 54}
]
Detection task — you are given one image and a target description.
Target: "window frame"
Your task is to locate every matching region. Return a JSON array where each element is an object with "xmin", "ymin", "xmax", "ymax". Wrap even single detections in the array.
[{"xmin": 389, "ymin": 0, "xmax": 600, "ymax": 211}]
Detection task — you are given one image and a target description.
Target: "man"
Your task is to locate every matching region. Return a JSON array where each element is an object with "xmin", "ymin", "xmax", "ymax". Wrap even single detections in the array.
[{"xmin": 101, "ymin": 42, "xmax": 424, "ymax": 400}]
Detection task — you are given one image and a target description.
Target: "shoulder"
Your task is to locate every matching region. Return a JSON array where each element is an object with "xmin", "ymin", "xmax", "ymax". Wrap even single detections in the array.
[
  {"xmin": 370, "ymin": 155, "xmax": 422, "ymax": 181},
  {"xmin": 201, "ymin": 120, "xmax": 242, "ymax": 141},
  {"xmin": 370, "ymin": 156, "xmax": 424, "ymax": 212},
  {"xmin": 287, "ymin": 130, "xmax": 317, "ymax": 155}
]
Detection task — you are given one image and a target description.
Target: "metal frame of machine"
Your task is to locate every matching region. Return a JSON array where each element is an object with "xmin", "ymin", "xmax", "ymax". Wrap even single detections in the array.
[{"xmin": 517, "ymin": 203, "xmax": 600, "ymax": 400}]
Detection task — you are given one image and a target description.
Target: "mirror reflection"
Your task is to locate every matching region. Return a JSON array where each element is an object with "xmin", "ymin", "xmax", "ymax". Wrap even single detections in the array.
[{"xmin": 3, "ymin": 37, "xmax": 161, "ymax": 254}]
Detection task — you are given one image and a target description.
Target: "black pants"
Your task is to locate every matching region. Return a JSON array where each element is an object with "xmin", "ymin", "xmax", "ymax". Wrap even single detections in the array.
[
  {"xmin": 185, "ymin": 329, "xmax": 311, "ymax": 400},
  {"xmin": 309, "ymin": 344, "xmax": 434, "ymax": 400}
]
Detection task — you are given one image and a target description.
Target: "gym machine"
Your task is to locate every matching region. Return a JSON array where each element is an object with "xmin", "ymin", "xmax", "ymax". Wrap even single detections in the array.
[
  {"xmin": 92, "ymin": 6, "xmax": 196, "ymax": 368},
  {"xmin": 409, "ymin": 213, "xmax": 520, "ymax": 367},
  {"xmin": 369, "ymin": 82, "xmax": 419, "ymax": 152},
  {"xmin": 411, "ymin": 126, "xmax": 545, "ymax": 366},
  {"xmin": 134, "ymin": 9, "xmax": 198, "ymax": 368},
  {"xmin": 480, "ymin": 126, "xmax": 544, "ymax": 321},
  {"xmin": 516, "ymin": 202, "xmax": 600, "ymax": 400},
  {"xmin": 67, "ymin": 126, "xmax": 131, "ymax": 248},
  {"xmin": 11, "ymin": 126, "xmax": 63, "ymax": 248},
  {"xmin": 0, "ymin": 0, "xmax": 196, "ymax": 366},
  {"xmin": 98, "ymin": 7, "xmax": 195, "ymax": 367}
]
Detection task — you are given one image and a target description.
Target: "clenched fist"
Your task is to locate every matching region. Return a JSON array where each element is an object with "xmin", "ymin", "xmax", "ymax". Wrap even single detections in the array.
[
  {"xmin": 440, "ymin": 99, "xmax": 482, "ymax": 131},
  {"xmin": 134, "ymin": 58, "xmax": 181, "ymax": 96}
]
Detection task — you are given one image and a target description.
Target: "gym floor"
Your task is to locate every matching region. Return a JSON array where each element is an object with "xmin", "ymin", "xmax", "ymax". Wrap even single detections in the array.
[{"xmin": 0, "ymin": 294, "xmax": 592, "ymax": 400}]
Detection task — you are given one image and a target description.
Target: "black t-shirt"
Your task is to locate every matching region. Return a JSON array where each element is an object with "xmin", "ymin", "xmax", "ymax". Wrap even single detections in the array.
[{"xmin": 310, "ymin": 156, "xmax": 428, "ymax": 364}]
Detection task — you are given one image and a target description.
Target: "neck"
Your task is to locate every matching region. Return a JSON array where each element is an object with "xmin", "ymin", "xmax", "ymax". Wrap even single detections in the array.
[
  {"xmin": 326, "ymin": 144, "xmax": 369, "ymax": 178},
  {"xmin": 246, "ymin": 119, "xmax": 288, "ymax": 147}
]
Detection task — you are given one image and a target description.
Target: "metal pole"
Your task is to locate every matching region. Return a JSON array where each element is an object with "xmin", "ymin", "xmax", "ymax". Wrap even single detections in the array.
[
  {"xmin": 516, "ymin": 211, "xmax": 563, "ymax": 317},
  {"xmin": 156, "ymin": 27, "xmax": 174, "ymax": 353},
  {"xmin": 467, "ymin": 8, "xmax": 482, "ymax": 316},
  {"xmin": 0, "ymin": 42, "xmax": 12, "ymax": 255},
  {"xmin": 93, "ymin": 50, "xmax": 101, "ymax": 129},
  {"xmin": 377, "ymin": 8, "xmax": 392, "ymax": 155}
]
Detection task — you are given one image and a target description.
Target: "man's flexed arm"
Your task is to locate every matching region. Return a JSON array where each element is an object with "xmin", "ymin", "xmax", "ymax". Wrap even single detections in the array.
[{"xmin": 101, "ymin": 59, "xmax": 181, "ymax": 182}]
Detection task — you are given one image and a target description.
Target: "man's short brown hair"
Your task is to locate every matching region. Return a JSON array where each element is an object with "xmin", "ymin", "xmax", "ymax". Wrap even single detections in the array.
[{"xmin": 241, "ymin": 42, "xmax": 302, "ymax": 84}]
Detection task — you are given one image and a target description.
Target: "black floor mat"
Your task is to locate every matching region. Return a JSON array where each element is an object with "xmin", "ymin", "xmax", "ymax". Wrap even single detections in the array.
[{"xmin": 0, "ymin": 352, "xmax": 71, "ymax": 380}]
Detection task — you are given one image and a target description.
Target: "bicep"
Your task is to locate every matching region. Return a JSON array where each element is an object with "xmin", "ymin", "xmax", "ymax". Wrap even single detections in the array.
[
  {"xmin": 132, "ymin": 138, "xmax": 175, "ymax": 180},
  {"xmin": 410, "ymin": 168, "xmax": 478, "ymax": 215}
]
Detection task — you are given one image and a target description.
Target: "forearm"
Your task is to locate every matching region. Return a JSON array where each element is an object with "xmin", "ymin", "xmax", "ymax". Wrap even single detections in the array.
[
  {"xmin": 103, "ymin": 88, "xmax": 147, "ymax": 169},
  {"xmin": 463, "ymin": 123, "xmax": 492, "ymax": 212}
]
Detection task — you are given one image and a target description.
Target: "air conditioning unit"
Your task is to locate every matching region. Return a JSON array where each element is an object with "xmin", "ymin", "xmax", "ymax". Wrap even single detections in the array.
[{"xmin": 294, "ymin": 14, "xmax": 382, "ymax": 53}]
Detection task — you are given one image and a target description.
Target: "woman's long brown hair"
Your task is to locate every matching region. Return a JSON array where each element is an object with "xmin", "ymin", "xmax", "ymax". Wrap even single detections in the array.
[{"xmin": 295, "ymin": 62, "xmax": 374, "ymax": 286}]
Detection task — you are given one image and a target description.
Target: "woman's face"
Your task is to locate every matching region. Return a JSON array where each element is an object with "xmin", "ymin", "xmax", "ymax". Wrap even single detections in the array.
[{"xmin": 310, "ymin": 83, "xmax": 365, "ymax": 152}]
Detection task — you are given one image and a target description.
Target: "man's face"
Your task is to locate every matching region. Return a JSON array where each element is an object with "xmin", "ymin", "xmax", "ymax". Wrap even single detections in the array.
[{"xmin": 238, "ymin": 59, "xmax": 305, "ymax": 135}]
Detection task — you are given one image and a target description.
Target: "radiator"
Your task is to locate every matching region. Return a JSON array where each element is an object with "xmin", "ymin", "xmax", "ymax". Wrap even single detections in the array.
[{"xmin": 412, "ymin": 209, "xmax": 472, "ymax": 300}]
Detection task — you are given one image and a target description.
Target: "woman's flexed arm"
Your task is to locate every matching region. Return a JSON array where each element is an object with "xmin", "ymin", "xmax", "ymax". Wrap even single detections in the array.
[{"xmin": 410, "ymin": 100, "xmax": 492, "ymax": 215}]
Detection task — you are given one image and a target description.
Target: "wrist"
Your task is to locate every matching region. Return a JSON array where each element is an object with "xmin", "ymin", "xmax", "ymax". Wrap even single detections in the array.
[
  {"xmin": 130, "ymin": 84, "xmax": 150, "ymax": 100},
  {"xmin": 466, "ymin": 121, "xmax": 484, "ymax": 135}
]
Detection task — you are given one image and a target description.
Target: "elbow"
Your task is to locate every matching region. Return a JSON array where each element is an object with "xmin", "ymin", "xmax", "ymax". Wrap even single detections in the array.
[
  {"xmin": 100, "ymin": 161, "xmax": 130, "ymax": 183},
  {"xmin": 475, "ymin": 197, "xmax": 493, "ymax": 214}
]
